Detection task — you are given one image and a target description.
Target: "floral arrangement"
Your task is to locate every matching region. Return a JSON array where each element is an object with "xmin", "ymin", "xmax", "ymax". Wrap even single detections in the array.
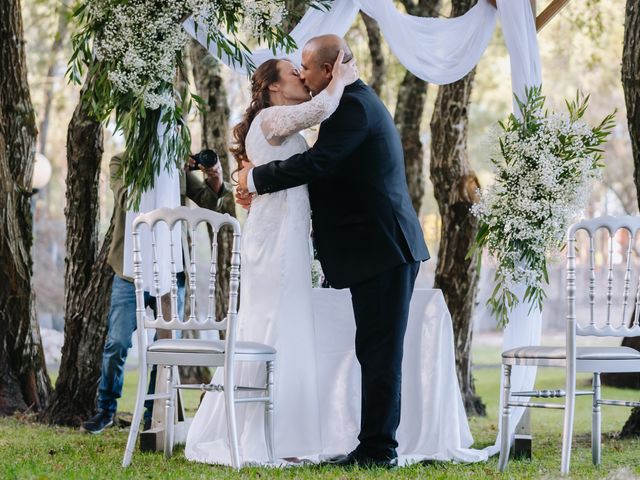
[
  {"xmin": 470, "ymin": 86, "xmax": 615, "ymax": 327},
  {"xmin": 68, "ymin": 0, "xmax": 328, "ymax": 207}
]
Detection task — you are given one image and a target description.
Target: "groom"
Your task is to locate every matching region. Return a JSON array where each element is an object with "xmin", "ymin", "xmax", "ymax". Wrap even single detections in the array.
[{"xmin": 237, "ymin": 34, "xmax": 429, "ymax": 468}]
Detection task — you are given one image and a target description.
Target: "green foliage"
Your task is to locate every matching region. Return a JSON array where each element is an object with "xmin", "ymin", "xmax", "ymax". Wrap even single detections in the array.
[
  {"xmin": 67, "ymin": 0, "xmax": 329, "ymax": 209},
  {"xmin": 470, "ymin": 86, "xmax": 615, "ymax": 327},
  {"xmin": 3, "ymin": 367, "xmax": 640, "ymax": 478}
]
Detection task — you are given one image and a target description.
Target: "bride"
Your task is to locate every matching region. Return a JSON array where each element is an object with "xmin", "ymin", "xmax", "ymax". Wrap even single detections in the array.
[{"xmin": 185, "ymin": 52, "xmax": 357, "ymax": 466}]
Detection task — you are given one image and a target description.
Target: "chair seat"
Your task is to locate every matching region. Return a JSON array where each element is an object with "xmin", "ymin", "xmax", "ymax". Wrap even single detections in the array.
[
  {"xmin": 502, "ymin": 346, "xmax": 640, "ymax": 360},
  {"xmin": 148, "ymin": 338, "xmax": 276, "ymax": 355}
]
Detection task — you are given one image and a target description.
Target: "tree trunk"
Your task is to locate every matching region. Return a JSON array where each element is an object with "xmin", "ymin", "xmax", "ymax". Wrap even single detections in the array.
[
  {"xmin": 614, "ymin": 0, "xmax": 640, "ymax": 437},
  {"xmin": 429, "ymin": 0, "xmax": 485, "ymax": 417},
  {"xmin": 361, "ymin": 12, "xmax": 386, "ymax": 97},
  {"xmin": 191, "ymin": 40, "xmax": 234, "ymax": 321},
  {"xmin": 624, "ymin": 0, "xmax": 640, "ymax": 203},
  {"xmin": 0, "ymin": 0, "xmax": 52, "ymax": 416},
  {"xmin": 40, "ymin": 73, "xmax": 114, "ymax": 426},
  {"xmin": 602, "ymin": 0, "xmax": 640, "ymax": 389},
  {"xmin": 42, "ymin": 225, "xmax": 114, "ymax": 426},
  {"xmin": 394, "ymin": 0, "xmax": 440, "ymax": 214},
  {"xmin": 601, "ymin": 308, "xmax": 640, "ymax": 389},
  {"xmin": 183, "ymin": 39, "xmax": 233, "ymax": 384},
  {"xmin": 283, "ymin": 0, "xmax": 309, "ymax": 32}
]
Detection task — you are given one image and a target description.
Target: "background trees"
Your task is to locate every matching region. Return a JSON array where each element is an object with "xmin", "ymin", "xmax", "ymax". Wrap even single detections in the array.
[
  {"xmin": 616, "ymin": 0, "xmax": 640, "ymax": 437},
  {"xmin": 1, "ymin": 0, "xmax": 636, "ymax": 424},
  {"xmin": 0, "ymin": 0, "xmax": 51, "ymax": 415},
  {"xmin": 429, "ymin": 0, "xmax": 484, "ymax": 416},
  {"xmin": 41, "ymin": 72, "xmax": 112, "ymax": 426}
]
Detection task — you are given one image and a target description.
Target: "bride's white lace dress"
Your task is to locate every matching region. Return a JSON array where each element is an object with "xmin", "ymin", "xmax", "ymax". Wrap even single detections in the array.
[{"xmin": 184, "ymin": 89, "xmax": 341, "ymax": 466}]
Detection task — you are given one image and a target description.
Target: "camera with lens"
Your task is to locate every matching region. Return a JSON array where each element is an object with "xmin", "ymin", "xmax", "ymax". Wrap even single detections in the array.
[{"xmin": 189, "ymin": 149, "xmax": 219, "ymax": 171}]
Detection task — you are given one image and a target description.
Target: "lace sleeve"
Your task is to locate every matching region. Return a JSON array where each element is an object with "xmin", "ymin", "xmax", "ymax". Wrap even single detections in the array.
[{"xmin": 260, "ymin": 89, "xmax": 342, "ymax": 141}]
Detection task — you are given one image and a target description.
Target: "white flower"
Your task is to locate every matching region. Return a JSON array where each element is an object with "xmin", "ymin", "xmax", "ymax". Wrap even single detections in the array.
[
  {"xmin": 88, "ymin": 0, "xmax": 287, "ymax": 110},
  {"xmin": 472, "ymin": 90, "xmax": 609, "ymax": 324}
]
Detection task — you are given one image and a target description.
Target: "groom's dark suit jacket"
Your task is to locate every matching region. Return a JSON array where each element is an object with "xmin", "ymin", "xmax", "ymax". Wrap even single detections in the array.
[{"xmin": 252, "ymin": 79, "xmax": 430, "ymax": 288}]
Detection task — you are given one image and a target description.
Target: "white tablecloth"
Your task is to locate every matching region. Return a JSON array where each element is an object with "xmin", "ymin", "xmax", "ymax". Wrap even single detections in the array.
[{"xmin": 311, "ymin": 288, "xmax": 487, "ymax": 464}]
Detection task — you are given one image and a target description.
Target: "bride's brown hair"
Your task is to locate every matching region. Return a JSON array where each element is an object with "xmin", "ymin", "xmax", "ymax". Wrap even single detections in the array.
[{"xmin": 230, "ymin": 59, "xmax": 283, "ymax": 178}]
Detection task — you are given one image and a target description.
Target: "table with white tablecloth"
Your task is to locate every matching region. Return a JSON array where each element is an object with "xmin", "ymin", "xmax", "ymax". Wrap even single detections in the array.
[{"xmin": 310, "ymin": 288, "xmax": 487, "ymax": 464}]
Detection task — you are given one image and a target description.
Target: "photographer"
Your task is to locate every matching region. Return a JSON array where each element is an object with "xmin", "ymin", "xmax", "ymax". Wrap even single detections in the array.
[
  {"xmin": 82, "ymin": 150, "xmax": 229, "ymax": 434},
  {"xmin": 184, "ymin": 148, "xmax": 227, "ymax": 206}
]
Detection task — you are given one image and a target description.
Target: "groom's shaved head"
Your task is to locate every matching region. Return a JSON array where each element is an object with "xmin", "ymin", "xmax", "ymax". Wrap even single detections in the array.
[
  {"xmin": 304, "ymin": 34, "xmax": 353, "ymax": 66},
  {"xmin": 299, "ymin": 34, "xmax": 355, "ymax": 96}
]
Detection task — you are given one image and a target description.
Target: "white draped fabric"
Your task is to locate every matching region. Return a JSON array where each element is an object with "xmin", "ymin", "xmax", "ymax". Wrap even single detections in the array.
[
  {"xmin": 311, "ymin": 289, "xmax": 489, "ymax": 464},
  {"xmin": 122, "ymin": 118, "xmax": 183, "ymax": 295},
  {"xmin": 496, "ymin": 0, "xmax": 542, "ymax": 105},
  {"xmin": 357, "ymin": 0, "xmax": 497, "ymax": 85},
  {"xmin": 485, "ymin": 0, "xmax": 543, "ymax": 457},
  {"xmin": 184, "ymin": 0, "xmax": 498, "ymax": 85}
]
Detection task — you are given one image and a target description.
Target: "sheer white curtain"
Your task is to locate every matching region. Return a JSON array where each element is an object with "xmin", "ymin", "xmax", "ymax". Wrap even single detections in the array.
[
  {"xmin": 123, "ymin": 115, "xmax": 183, "ymax": 296},
  {"xmin": 482, "ymin": 0, "xmax": 543, "ymax": 457},
  {"xmin": 182, "ymin": 0, "xmax": 543, "ymax": 458},
  {"xmin": 184, "ymin": 0, "xmax": 496, "ymax": 82}
]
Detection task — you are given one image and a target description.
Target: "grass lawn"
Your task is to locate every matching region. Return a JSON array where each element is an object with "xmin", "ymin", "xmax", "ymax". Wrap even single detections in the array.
[{"xmin": 3, "ymin": 361, "xmax": 640, "ymax": 478}]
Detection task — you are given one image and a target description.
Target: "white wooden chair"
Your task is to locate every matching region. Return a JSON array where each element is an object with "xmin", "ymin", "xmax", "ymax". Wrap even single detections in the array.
[
  {"xmin": 498, "ymin": 215, "xmax": 640, "ymax": 475},
  {"xmin": 121, "ymin": 206, "xmax": 276, "ymax": 469}
]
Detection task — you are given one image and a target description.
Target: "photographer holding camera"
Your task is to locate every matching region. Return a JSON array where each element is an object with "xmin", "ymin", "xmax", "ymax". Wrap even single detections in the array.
[
  {"xmin": 186, "ymin": 149, "xmax": 225, "ymax": 199},
  {"xmin": 81, "ymin": 149, "xmax": 229, "ymax": 434}
]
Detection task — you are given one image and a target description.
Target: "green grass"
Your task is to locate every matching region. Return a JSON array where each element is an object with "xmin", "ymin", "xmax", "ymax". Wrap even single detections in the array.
[{"xmin": 3, "ymin": 365, "xmax": 640, "ymax": 479}]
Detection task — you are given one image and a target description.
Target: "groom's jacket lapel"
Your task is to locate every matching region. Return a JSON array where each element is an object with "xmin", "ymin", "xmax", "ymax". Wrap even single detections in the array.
[{"xmin": 252, "ymin": 79, "xmax": 429, "ymax": 288}]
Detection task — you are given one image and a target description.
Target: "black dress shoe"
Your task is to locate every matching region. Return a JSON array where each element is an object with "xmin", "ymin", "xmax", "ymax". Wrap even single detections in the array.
[{"xmin": 324, "ymin": 450, "xmax": 398, "ymax": 469}]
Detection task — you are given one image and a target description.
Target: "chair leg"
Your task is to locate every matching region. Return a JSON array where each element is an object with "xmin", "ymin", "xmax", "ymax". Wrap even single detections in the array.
[
  {"xmin": 498, "ymin": 364, "xmax": 513, "ymax": 472},
  {"xmin": 591, "ymin": 372, "xmax": 602, "ymax": 466},
  {"xmin": 224, "ymin": 363, "xmax": 241, "ymax": 469},
  {"xmin": 163, "ymin": 365, "xmax": 175, "ymax": 459},
  {"xmin": 561, "ymin": 371, "xmax": 577, "ymax": 475},
  {"xmin": 122, "ymin": 362, "xmax": 148, "ymax": 467},
  {"xmin": 264, "ymin": 360, "xmax": 276, "ymax": 464}
]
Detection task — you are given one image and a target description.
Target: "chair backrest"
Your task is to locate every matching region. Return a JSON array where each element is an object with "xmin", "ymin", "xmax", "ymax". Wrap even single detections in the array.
[
  {"xmin": 567, "ymin": 215, "xmax": 640, "ymax": 338},
  {"xmin": 132, "ymin": 206, "xmax": 241, "ymax": 335}
]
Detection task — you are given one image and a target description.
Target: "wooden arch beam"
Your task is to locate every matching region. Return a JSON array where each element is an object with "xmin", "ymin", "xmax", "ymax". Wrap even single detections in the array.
[
  {"xmin": 486, "ymin": 0, "xmax": 573, "ymax": 32},
  {"xmin": 535, "ymin": 0, "xmax": 572, "ymax": 31}
]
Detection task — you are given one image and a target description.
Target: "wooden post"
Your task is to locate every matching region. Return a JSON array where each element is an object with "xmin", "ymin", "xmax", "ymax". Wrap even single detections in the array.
[
  {"xmin": 490, "ymin": 0, "xmax": 574, "ymax": 34},
  {"xmin": 536, "ymin": 0, "xmax": 572, "ymax": 32},
  {"xmin": 513, "ymin": 409, "xmax": 532, "ymax": 459}
]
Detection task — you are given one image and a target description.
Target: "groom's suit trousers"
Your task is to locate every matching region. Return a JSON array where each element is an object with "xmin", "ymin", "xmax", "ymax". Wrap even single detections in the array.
[{"xmin": 349, "ymin": 260, "xmax": 420, "ymax": 459}]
